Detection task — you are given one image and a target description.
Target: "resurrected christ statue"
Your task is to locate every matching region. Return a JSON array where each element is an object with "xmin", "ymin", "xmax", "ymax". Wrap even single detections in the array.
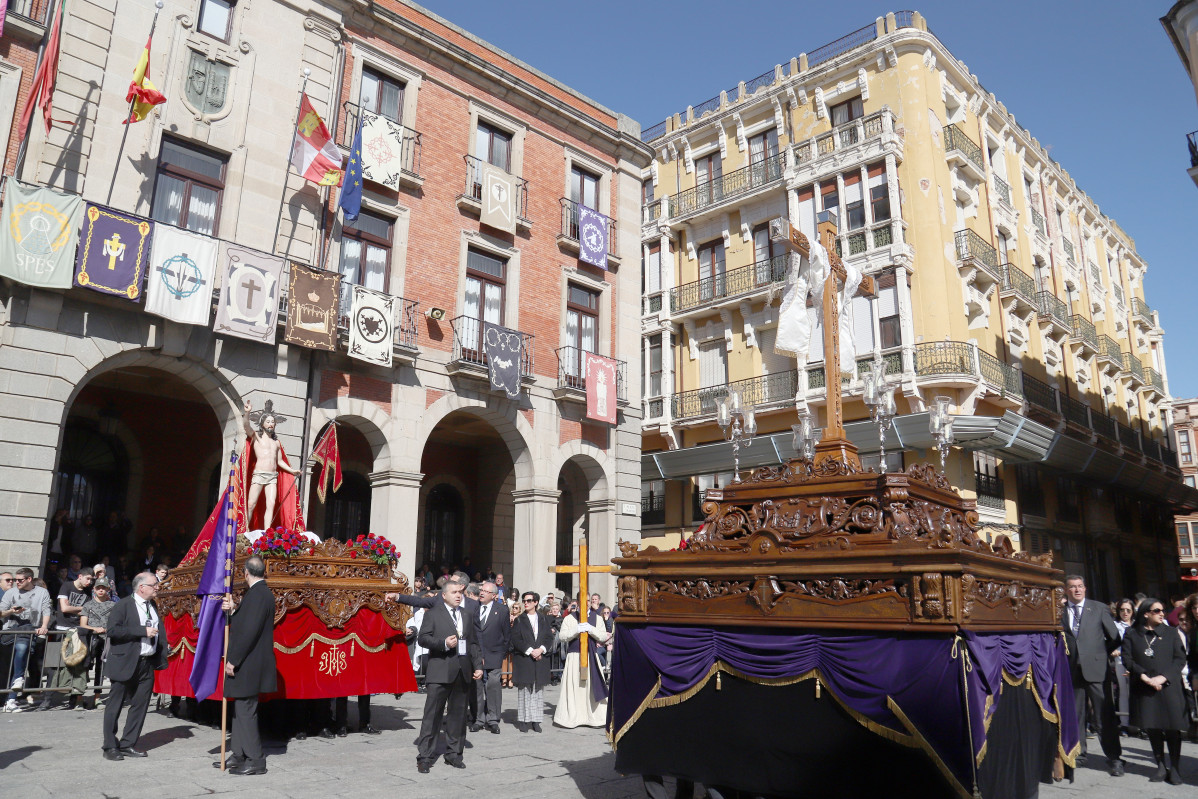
[{"xmin": 242, "ymin": 399, "xmax": 300, "ymax": 529}]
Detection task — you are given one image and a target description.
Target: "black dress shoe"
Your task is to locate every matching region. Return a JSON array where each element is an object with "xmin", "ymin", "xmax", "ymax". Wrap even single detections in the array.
[
  {"xmin": 444, "ymin": 755, "xmax": 466, "ymax": 769},
  {"xmin": 1151, "ymin": 762, "xmax": 1168, "ymax": 782},
  {"xmin": 335, "ymin": 726, "xmax": 348, "ymax": 738},
  {"xmin": 1108, "ymin": 760, "xmax": 1124, "ymax": 777},
  {"xmin": 362, "ymin": 724, "xmax": 381, "ymax": 735},
  {"xmin": 229, "ymin": 764, "xmax": 267, "ymax": 776},
  {"xmin": 102, "ymin": 749, "xmax": 124, "ymax": 762},
  {"xmin": 469, "ymin": 722, "xmax": 483, "ymax": 732},
  {"xmin": 120, "ymin": 748, "xmax": 148, "ymax": 758},
  {"xmin": 1167, "ymin": 768, "xmax": 1184, "ymax": 786},
  {"xmin": 488, "ymin": 724, "xmax": 500, "ymax": 734},
  {"xmin": 531, "ymin": 722, "xmax": 542, "ymax": 733},
  {"xmin": 317, "ymin": 727, "xmax": 335, "ymax": 739},
  {"xmin": 517, "ymin": 721, "xmax": 528, "ymax": 733},
  {"xmin": 293, "ymin": 731, "xmax": 308, "ymax": 741},
  {"xmin": 417, "ymin": 761, "xmax": 431, "ymax": 774},
  {"xmin": 213, "ymin": 759, "xmax": 245, "ymax": 770}
]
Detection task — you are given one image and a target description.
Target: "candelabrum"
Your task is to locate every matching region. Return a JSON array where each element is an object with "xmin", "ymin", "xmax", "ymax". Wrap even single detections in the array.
[
  {"xmin": 929, "ymin": 395, "xmax": 955, "ymax": 470},
  {"xmin": 862, "ymin": 354, "xmax": 897, "ymax": 473},
  {"xmin": 792, "ymin": 407, "xmax": 817, "ymax": 462},
  {"xmin": 716, "ymin": 388, "xmax": 756, "ymax": 483}
]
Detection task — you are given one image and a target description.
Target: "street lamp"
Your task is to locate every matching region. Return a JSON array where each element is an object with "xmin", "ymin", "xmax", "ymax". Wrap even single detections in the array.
[
  {"xmin": 716, "ymin": 387, "xmax": 756, "ymax": 483},
  {"xmin": 792, "ymin": 407, "xmax": 817, "ymax": 461},
  {"xmin": 929, "ymin": 395, "xmax": 955, "ymax": 469},
  {"xmin": 862, "ymin": 354, "xmax": 897, "ymax": 473}
]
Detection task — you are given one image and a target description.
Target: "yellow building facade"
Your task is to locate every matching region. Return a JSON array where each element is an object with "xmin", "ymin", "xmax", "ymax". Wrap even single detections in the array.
[{"xmin": 639, "ymin": 12, "xmax": 1196, "ymax": 599}]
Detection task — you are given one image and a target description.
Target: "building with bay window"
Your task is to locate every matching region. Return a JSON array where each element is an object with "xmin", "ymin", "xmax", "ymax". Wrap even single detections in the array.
[{"xmin": 639, "ymin": 11, "xmax": 1195, "ymax": 598}]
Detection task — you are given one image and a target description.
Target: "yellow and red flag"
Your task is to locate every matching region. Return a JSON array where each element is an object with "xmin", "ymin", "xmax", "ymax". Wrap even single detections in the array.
[
  {"xmin": 124, "ymin": 36, "xmax": 167, "ymax": 124},
  {"xmin": 290, "ymin": 94, "xmax": 344, "ymax": 187},
  {"xmin": 311, "ymin": 422, "xmax": 342, "ymax": 504}
]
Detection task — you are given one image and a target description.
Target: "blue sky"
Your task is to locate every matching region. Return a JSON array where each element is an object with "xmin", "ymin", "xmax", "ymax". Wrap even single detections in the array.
[{"xmin": 418, "ymin": 0, "xmax": 1198, "ymax": 397}]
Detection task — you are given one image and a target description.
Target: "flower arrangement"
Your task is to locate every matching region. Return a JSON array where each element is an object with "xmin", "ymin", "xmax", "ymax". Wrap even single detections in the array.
[
  {"xmin": 248, "ymin": 527, "xmax": 314, "ymax": 559},
  {"xmin": 351, "ymin": 532, "xmax": 399, "ymax": 567}
]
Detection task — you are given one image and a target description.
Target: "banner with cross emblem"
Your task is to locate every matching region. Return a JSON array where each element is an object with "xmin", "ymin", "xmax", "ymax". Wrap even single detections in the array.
[
  {"xmin": 213, "ymin": 245, "xmax": 285, "ymax": 344},
  {"xmin": 480, "ymin": 162, "xmax": 516, "ymax": 233},
  {"xmin": 145, "ymin": 226, "xmax": 219, "ymax": 325},
  {"xmin": 74, "ymin": 203, "xmax": 153, "ymax": 300}
]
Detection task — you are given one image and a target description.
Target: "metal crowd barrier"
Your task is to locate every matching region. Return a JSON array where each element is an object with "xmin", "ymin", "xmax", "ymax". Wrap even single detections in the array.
[{"xmin": 0, "ymin": 628, "xmax": 109, "ymax": 708}]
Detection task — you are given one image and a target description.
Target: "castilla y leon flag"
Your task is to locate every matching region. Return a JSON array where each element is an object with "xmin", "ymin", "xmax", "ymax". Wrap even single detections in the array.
[
  {"xmin": 124, "ymin": 37, "xmax": 167, "ymax": 124},
  {"xmin": 311, "ymin": 423, "xmax": 343, "ymax": 504},
  {"xmin": 291, "ymin": 94, "xmax": 344, "ymax": 187}
]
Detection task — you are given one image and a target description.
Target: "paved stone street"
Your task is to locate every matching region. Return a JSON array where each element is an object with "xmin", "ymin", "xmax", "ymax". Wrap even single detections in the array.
[{"xmin": 2, "ymin": 687, "xmax": 1196, "ymax": 798}]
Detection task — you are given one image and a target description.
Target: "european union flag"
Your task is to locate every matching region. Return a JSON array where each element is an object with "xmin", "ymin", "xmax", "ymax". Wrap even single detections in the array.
[{"xmin": 338, "ymin": 119, "xmax": 363, "ymax": 222}]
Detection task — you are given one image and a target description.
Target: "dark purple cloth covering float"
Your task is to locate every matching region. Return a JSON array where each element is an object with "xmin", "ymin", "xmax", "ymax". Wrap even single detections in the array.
[{"xmin": 609, "ymin": 624, "xmax": 1077, "ymax": 797}]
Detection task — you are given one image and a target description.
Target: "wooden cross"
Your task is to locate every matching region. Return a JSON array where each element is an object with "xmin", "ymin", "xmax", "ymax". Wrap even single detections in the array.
[{"xmin": 547, "ymin": 535, "xmax": 612, "ymax": 682}]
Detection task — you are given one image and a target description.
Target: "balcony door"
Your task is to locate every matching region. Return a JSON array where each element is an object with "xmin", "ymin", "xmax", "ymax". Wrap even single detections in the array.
[
  {"xmin": 695, "ymin": 152, "xmax": 723, "ymax": 208},
  {"xmin": 748, "ymin": 129, "xmax": 780, "ymax": 186},
  {"xmin": 697, "ymin": 340, "xmax": 728, "ymax": 415},
  {"xmin": 758, "ymin": 328, "xmax": 794, "ymax": 403},
  {"xmin": 752, "ymin": 223, "xmax": 781, "ymax": 286},
  {"xmin": 697, "ymin": 240, "xmax": 725, "ymax": 303},
  {"xmin": 463, "ymin": 248, "xmax": 506, "ymax": 357},
  {"xmin": 564, "ymin": 284, "xmax": 599, "ymax": 386}
]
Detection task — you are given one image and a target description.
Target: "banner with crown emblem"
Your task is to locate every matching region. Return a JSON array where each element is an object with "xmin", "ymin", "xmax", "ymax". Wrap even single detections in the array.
[
  {"xmin": 0, "ymin": 180, "xmax": 82, "ymax": 289},
  {"xmin": 348, "ymin": 284, "xmax": 395, "ymax": 367},
  {"xmin": 74, "ymin": 204, "xmax": 153, "ymax": 299},
  {"xmin": 584, "ymin": 352, "xmax": 618, "ymax": 424},
  {"xmin": 360, "ymin": 111, "xmax": 407, "ymax": 190},
  {"xmin": 144, "ymin": 226, "xmax": 219, "ymax": 325},
  {"xmin": 283, "ymin": 262, "xmax": 340, "ymax": 351},
  {"xmin": 214, "ymin": 245, "xmax": 284, "ymax": 344},
  {"xmin": 577, "ymin": 205, "xmax": 609, "ymax": 269}
]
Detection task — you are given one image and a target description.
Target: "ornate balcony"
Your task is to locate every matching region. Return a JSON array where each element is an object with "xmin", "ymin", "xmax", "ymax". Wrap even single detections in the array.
[
  {"xmin": 1061, "ymin": 239, "xmax": 1075, "ymax": 264},
  {"xmin": 943, "ymin": 124, "xmax": 984, "ymax": 180},
  {"xmin": 992, "ymin": 176, "xmax": 1012, "ymax": 206},
  {"xmin": 334, "ymin": 285, "xmax": 419, "ymax": 364},
  {"xmin": 1131, "ymin": 297, "xmax": 1154, "ymax": 330},
  {"xmin": 666, "ymin": 152, "xmax": 786, "ymax": 223},
  {"xmin": 999, "ymin": 263, "xmax": 1037, "ymax": 316},
  {"xmin": 954, "ymin": 229, "xmax": 1001, "ymax": 286},
  {"xmin": 337, "ymin": 102, "xmax": 423, "ymax": 188},
  {"xmin": 1068, "ymin": 314, "xmax": 1098, "ymax": 357},
  {"xmin": 1143, "ymin": 366, "xmax": 1165, "ymax": 397},
  {"xmin": 1096, "ymin": 335, "xmax": 1123, "ymax": 372},
  {"xmin": 793, "ymin": 110, "xmax": 901, "ymax": 174},
  {"xmin": 1035, "ymin": 291, "xmax": 1072, "ymax": 338},
  {"xmin": 913, "ymin": 341, "xmax": 1021, "ymax": 401},
  {"xmin": 447, "ymin": 315, "xmax": 534, "ymax": 385},
  {"xmin": 974, "ymin": 472, "xmax": 1005, "ymax": 511},
  {"xmin": 1030, "ymin": 208, "xmax": 1047, "ymax": 239},
  {"xmin": 1022, "ymin": 373, "xmax": 1059, "ymax": 415},
  {"xmin": 1122, "ymin": 351, "xmax": 1145, "ymax": 386},
  {"xmin": 671, "ymin": 370, "xmax": 797, "ymax": 421},
  {"xmin": 668, "ymin": 254, "xmax": 787, "ymax": 316},
  {"xmin": 1060, "ymin": 393, "xmax": 1091, "ymax": 429},
  {"xmin": 641, "ymin": 493, "xmax": 665, "ymax": 526},
  {"xmin": 553, "ymin": 346, "xmax": 628, "ymax": 406},
  {"xmin": 457, "ymin": 155, "xmax": 530, "ymax": 229},
  {"xmin": 558, "ymin": 198, "xmax": 619, "ymax": 266}
]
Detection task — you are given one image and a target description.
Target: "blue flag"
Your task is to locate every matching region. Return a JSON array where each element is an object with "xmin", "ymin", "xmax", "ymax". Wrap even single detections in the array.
[
  {"xmin": 338, "ymin": 120, "xmax": 363, "ymax": 222},
  {"xmin": 189, "ymin": 455, "xmax": 238, "ymax": 701}
]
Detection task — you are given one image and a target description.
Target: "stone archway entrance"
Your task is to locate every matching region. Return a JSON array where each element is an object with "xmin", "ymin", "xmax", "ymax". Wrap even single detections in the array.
[
  {"xmin": 306, "ymin": 421, "xmax": 376, "ymax": 540},
  {"xmin": 553, "ymin": 454, "xmax": 612, "ymax": 601}
]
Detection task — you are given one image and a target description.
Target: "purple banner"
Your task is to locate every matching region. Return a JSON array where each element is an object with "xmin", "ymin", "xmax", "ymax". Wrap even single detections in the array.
[
  {"xmin": 577, "ymin": 205, "xmax": 608, "ymax": 268},
  {"xmin": 609, "ymin": 624, "xmax": 1077, "ymax": 796},
  {"xmin": 189, "ymin": 477, "xmax": 235, "ymax": 702},
  {"xmin": 75, "ymin": 203, "xmax": 153, "ymax": 300}
]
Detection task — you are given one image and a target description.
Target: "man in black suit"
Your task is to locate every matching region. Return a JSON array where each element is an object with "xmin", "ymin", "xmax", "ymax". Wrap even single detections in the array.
[
  {"xmin": 415, "ymin": 580, "xmax": 482, "ymax": 773},
  {"xmin": 470, "ymin": 581, "xmax": 510, "ymax": 734},
  {"xmin": 101, "ymin": 572, "xmax": 168, "ymax": 760},
  {"xmin": 1061, "ymin": 574, "xmax": 1123, "ymax": 776},
  {"xmin": 221, "ymin": 556, "xmax": 277, "ymax": 776}
]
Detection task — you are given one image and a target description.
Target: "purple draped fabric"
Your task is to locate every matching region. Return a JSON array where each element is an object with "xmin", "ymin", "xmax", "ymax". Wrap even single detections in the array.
[
  {"xmin": 610, "ymin": 624, "xmax": 1076, "ymax": 795},
  {"xmin": 189, "ymin": 481, "xmax": 235, "ymax": 701}
]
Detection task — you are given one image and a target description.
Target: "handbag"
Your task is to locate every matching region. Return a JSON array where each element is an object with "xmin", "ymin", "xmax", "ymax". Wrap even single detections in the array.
[{"xmin": 61, "ymin": 628, "xmax": 88, "ymax": 667}]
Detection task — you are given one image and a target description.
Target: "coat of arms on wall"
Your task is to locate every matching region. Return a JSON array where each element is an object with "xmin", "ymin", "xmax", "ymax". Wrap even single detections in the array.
[{"xmin": 185, "ymin": 51, "xmax": 231, "ymax": 115}]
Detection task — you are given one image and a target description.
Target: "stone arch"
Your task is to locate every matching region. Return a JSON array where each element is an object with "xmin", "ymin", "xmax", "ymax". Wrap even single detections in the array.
[
  {"xmin": 548, "ymin": 443, "xmax": 612, "ymax": 498},
  {"xmin": 309, "ymin": 398, "xmax": 393, "ymax": 472},
  {"xmin": 416, "ymin": 394, "xmax": 534, "ymax": 486},
  {"xmin": 415, "ymin": 474, "xmax": 474, "ymax": 570},
  {"xmin": 62, "ymin": 402, "xmax": 146, "ymax": 540}
]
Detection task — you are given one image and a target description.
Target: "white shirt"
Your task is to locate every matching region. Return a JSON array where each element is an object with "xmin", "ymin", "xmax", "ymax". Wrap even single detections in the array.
[
  {"xmin": 133, "ymin": 594, "xmax": 158, "ymax": 657},
  {"xmin": 524, "ymin": 612, "xmax": 543, "ymax": 656}
]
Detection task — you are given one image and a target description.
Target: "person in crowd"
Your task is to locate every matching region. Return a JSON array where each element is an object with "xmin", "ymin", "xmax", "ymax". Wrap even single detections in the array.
[
  {"xmin": 470, "ymin": 581, "xmax": 510, "ymax": 735},
  {"xmin": 1061, "ymin": 574, "xmax": 1124, "ymax": 775},
  {"xmin": 221, "ymin": 556, "xmax": 277, "ymax": 775},
  {"xmin": 47, "ymin": 509, "xmax": 72, "ymax": 563},
  {"xmin": 414, "ymin": 580, "xmax": 482, "ymax": 773},
  {"xmin": 510, "ymin": 591, "xmax": 554, "ymax": 732},
  {"xmin": 71, "ymin": 516, "xmax": 98, "ymax": 566},
  {"xmin": 155, "ymin": 564, "xmax": 169, "ymax": 586},
  {"xmin": 332, "ymin": 695, "xmax": 378, "ymax": 736},
  {"xmin": 1, "ymin": 568, "xmax": 51, "ymax": 712},
  {"xmin": 1112, "ymin": 598, "xmax": 1135, "ymax": 735},
  {"xmin": 101, "ymin": 572, "xmax": 168, "ymax": 760},
  {"xmin": 502, "ymin": 598, "xmax": 521, "ymax": 687},
  {"xmin": 39, "ymin": 566, "xmax": 95, "ymax": 710},
  {"xmin": 80, "ymin": 578, "xmax": 115, "ymax": 710},
  {"xmin": 598, "ymin": 603, "xmax": 614, "ymax": 669},
  {"xmin": 93, "ymin": 564, "xmax": 118, "ymax": 600},
  {"xmin": 1122, "ymin": 598, "xmax": 1187, "ymax": 784},
  {"xmin": 65, "ymin": 554, "xmax": 84, "ymax": 581},
  {"xmin": 1176, "ymin": 605, "xmax": 1196, "ymax": 744},
  {"xmin": 494, "ymin": 573, "xmax": 507, "ymax": 601},
  {"xmin": 553, "ymin": 593, "xmax": 611, "ymax": 728}
]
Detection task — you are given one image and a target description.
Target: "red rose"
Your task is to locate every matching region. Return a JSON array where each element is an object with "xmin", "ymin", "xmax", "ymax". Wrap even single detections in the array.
[{"xmin": 350, "ymin": 552, "xmax": 358, "ymax": 558}]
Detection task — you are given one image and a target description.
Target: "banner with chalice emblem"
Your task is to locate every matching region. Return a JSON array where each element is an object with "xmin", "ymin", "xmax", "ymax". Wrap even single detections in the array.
[
  {"xmin": 75, "ymin": 204, "xmax": 153, "ymax": 300},
  {"xmin": 480, "ymin": 163, "xmax": 516, "ymax": 234},
  {"xmin": 348, "ymin": 284, "xmax": 395, "ymax": 367},
  {"xmin": 0, "ymin": 180, "xmax": 82, "ymax": 289}
]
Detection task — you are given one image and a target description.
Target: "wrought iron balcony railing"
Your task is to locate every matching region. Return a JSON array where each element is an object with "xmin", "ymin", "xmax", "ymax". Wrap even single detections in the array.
[
  {"xmin": 1145, "ymin": 367, "xmax": 1165, "ymax": 394},
  {"xmin": 645, "ymin": 294, "xmax": 663, "ymax": 314},
  {"xmin": 795, "ymin": 110, "xmax": 891, "ymax": 166},
  {"xmin": 1089, "ymin": 262, "xmax": 1102, "ymax": 287},
  {"xmin": 954, "ymin": 229, "xmax": 1001, "ymax": 282},
  {"xmin": 559, "ymin": 198, "xmax": 617, "ymax": 257},
  {"xmin": 643, "ymin": 199, "xmax": 664, "ymax": 224},
  {"xmin": 1118, "ymin": 422, "xmax": 1141, "ymax": 451},
  {"xmin": 1091, "ymin": 412, "xmax": 1115, "ymax": 440},
  {"xmin": 943, "ymin": 124, "xmax": 984, "ymax": 173},
  {"xmin": 1131, "ymin": 297, "xmax": 1154, "ymax": 328},
  {"xmin": 671, "ymin": 370, "xmax": 797, "ymax": 420},
  {"xmin": 974, "ymin": 472, "xmax": 1005, "ymax": 509},
  {"xmin": 839, "ymin": 221, "xmax": 897, "ymax": 258},
  {"xmin": 669, "ymin": 254, "xmax": 788, "ymax": 315},
  {"xmin": 1030, "ymin": 208, "xmax": 1047, "ymax": 237},
  {"xmin": 1061, "ymin": 239, "xmax": 1075, "ymax": 263},
  {"xmin": 1035, "ymin": 291, "xmax": 1072, "ymax": 331},
  {"xmin": 449, "ymin": 315, "xmax": 534, "ymax": 378},
  {"xmin": 1069, "ymin": 314, "xmax": 1097, "ymax": 351},
  {"xmin": 1123, "ymin": 351, "xmax": 1144, "ymax": 382},
  {"xmin": 913, "ymin": 341, "xmax": 1021, "ymax": 399},
  {"xmin": 1000, "ymin": 263, "xmax": 1036, "ymax": 303},
  {"xmin": 337, "ymin": 102, "xmax": 422, "ymax": 181},
  {"xmin": 1022, "ymin": 373, "xmax": 1058, "ymax": 413},
  {"xmin": 1061, "ymin": 393, "xmax": 1090, "ymax": 428},
  {"xmin": 462, "ymin": 155, "xmax": 529, "ymax": 221},
  {"xmin": 993, "ymin": 176, "xmax": 1011, "ymax": 205},
  {"xmin": 334, "ymin": 283, "xmax": 419, "ymax": 351},
  {"xmin": 641, "ymin": 494, "xmax": 665, "ymax": 526},
  {"xmin": 1189, "ymin": 130, "xmax": 1198, "ymax": 169},
  {"xmin": 668, "ymin": 152, "xmax": 785, "ymax": 219},
  {"xmin": 6, "ymin": 0, "xmax": 51, "ymax": 25},
  {"xmin": 1112, "ymin": 284, "xmax": 1125, "ymax": 306},
  {"xmin": 554, "ymin": 346, "xmax": 627, "ymax": 403},
  {"xmin": 1098, "ymin": 335, "xmax": 1122, "ymax": 368}
]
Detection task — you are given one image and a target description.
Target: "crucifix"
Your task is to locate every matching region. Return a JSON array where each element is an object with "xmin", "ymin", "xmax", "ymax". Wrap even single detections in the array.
[
  {"xmin": 547, "ymin": 535, "xmax": 612, "ymax": 682},
  {"xmin": 241, "ymin": 276, "xmax": 262, "ymax": 308},
  {"xmin": 771, "ymin": 212, "xmax": 876, "ymax": 467}
]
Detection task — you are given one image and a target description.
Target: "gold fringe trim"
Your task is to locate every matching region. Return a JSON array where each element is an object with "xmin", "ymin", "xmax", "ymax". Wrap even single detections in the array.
[
  {"xmin": 272, "ymin": 632, "xmax": 388, "ymax": 655},
  {"xmin": 168, "ymin": 638, "xmax": 197, "ymax": 657},
  {"xmin": 973, "ymin": 666, "xmax": 1076, "ymax": 770}
]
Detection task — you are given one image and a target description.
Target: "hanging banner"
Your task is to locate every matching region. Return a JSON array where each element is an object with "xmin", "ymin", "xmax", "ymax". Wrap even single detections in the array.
[
  {"xmin": 577, "ymin": 205, "xmax": 609, "ymax": 269},
  {"xmin": 74, "ymin": 204, "xmax": 153, "ymax": 299},
  {"xmin": 479, "ymin": 163, "xmax": 516, "ymax": 233},
  {"xmin": 214, "ymin": 246, "xmax": 284, "ymax": 344},
  {"xmin": 482, "ymin": 321, "xmax": 523, "ymax": 399},
  {"xmin": 584, "ymin": 352, "xmax": 618, "ymax": 424},
  {"xmin": 360, "ymin": 111, "xmax": 407, "ymax": 190},
  {"xmin": 145, "ymin": 226, "xmax": 220, "ymax": 325},
  {"xmin": 0, "ymin": 180, "xmax": 82, "ymax": 289},
  {"xmin": 348, "ymin": 284, "xmax": 395, "ymax": 367},
  {"xmin": 283, "ymin": 262, "xmax": 339, "ymax": 351}
]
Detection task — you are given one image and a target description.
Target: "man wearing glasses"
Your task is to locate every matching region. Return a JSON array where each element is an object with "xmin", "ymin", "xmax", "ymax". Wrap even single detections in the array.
[
  {"xmin": 470, "ymin": 581, "xmax": 511, "ymax": 734},
  {"xmin": 1061, "ymin": 574, "xmax": 1124, "ymax": 776},
  {"xmin": 101, "ymin": 572, "xmax": 168, "ymax": 760},
  {"xmin": 1, "ymin": 569, "xmax": 52, "ymax": 711}
]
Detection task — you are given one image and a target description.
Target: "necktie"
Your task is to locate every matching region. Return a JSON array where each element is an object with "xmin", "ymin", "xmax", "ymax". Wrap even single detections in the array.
[
  {"xmin": 1072, "ymin": 604, "xmax": 1082, "ymax": 635},
  {"xmin": 144, "ymin": 603, "xmax": 152, "ymax": 625},
  {"xmin": 452, "ymin": 607, "xmax": 461, "ymax": 637},
  {"xmin": 481, "ymin": 605, "xmax": 489, "ymax": 627}
]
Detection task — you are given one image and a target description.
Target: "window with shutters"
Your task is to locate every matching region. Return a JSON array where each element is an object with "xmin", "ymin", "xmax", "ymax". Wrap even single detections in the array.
[
  {"xmin": 697, "ymin": 340, "xmax": 728, "ymax": 389},
  {"xmin": 1179, "ymin": 430, "xmax": 1192, "ymax": 463},
  {"xmin": 1016, "ymin": 465, "xmax": 1045, "ymax": 516},
  {"xmin": 748, "ymin": 129, "xmax": 780, "ymax": 185},
  {"xmin": 695, "ymin": 152, "xmax": 722, "ymax": 207},
  {"xmin": 644, "ymin": 244, "xmax": 661, "ymax": 296},
  {"xmin": 878, "ymin": 284, "xmax": 901, "ymax": 349},
  {"xmin": 697, "ymin": 239, "xmax": 726, "ymax": 302},
  {"xmin": 868, "ymin": 162, "xmax": 890, "ymax": 223},
  {"xmin": 1178, "ymin": 523, "xmax": 1192, "ymax": 557},
  {"xmin": 752, "ymin": 223, "xmax": 781, "ymax": 285},
  {"xmin": 850, "ymin": 294, "xmax": 874, "ymax": 353}
]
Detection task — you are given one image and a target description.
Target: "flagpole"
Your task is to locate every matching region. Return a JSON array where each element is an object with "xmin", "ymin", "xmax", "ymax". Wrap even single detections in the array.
[
  {"xmin": 219, "ymin": 450, "xmax": 238, "ymax": 771},
  {"xmin": 13, "ymin": 0, "xmax": 65, "ymax": 180},
  {"xmin": 273, "ymin": 69, "xmax": 311, "ymax": 257},
  {"xmin": 104, "ymin": 0, "xmax": 164, "ymax": 205}
]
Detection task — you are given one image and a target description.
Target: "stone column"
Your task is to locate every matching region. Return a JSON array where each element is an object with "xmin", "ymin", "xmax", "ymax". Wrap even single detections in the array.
[
  {"xmin": 511, "ymin": 487, "xmax": 560, "ymax": 597},
  {"xmin": 585, "ymin": 498, "xmax": 617, "ymax": 602},
  {"xmin": 369, "ymin": 470, "xmax": 423, "ymax": 583}
]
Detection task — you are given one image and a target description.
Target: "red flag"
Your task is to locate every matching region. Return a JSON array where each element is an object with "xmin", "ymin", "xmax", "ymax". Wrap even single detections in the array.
[
  {"xmin": 311, "ymin": 423, "xmax": 342, "ymax": 504},
  {"xmin": 18, "ymin": 0, "xmax": 64, "ymax": 142},
  {"xmin": 124, "ymin": 36, "xmax": 167, "ymax": 124}
]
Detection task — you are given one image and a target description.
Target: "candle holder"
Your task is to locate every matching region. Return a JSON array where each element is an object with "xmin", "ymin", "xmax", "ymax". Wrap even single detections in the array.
[
  {"xmin": 862, "ymin": 353, "xmax": 897, "ymax": 473},
  {"xmin": 716, "ymin": 387, "xmax": 756, "ymax": 483},
  {"xmin": 792, "ymin": 408, "xmax": 817, "ymax": 461},
  {"xmin": 929, "ymin": 395, "xmax": 955, "ymax": 470}
]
